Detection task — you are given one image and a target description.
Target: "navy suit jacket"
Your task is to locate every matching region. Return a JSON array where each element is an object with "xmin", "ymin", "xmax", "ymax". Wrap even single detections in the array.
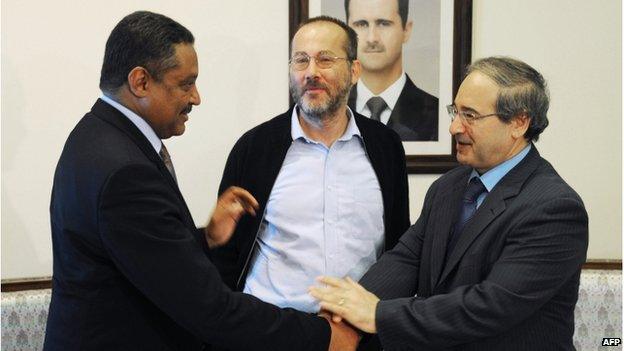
[
  {"xmin": 44, "ymin": 99, "xmax": 330, "ymax": 351},
  {"xmin": 348, "ymin": 75, "xmax": 439, "ymax": 141},
  {"xmin": 360, "ymin": 146, "xmax": 588, "ymax": 350}
]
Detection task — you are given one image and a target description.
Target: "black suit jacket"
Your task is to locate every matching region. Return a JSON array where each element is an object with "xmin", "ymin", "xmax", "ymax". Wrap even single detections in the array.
[
  {"xmin": 44, "ymin": 99, "xmax": 330, "ymax": 351},
  {"xmin": 348, "ymin": 75, "xmax": 438, "ymax": 141},
  {"xmin": 360, "ymin": 146, "xmax": 588, "ymax": 350}
]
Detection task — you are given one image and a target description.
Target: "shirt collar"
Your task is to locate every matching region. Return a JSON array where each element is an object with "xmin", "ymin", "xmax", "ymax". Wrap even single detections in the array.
[
  {"xmin": 355, "ymin": 72, "xmax": 406, "ymax": 113},
  {"xmin": 100, "ymin": 95, "xmax": 162, "ymax": 153},
  {"xmin": 290, "ymin": 105, "xmax": 362, "ymax": 144},
  {"xmin": 469, "ymin": 144, "xmax": 532, "ymax": 192}
]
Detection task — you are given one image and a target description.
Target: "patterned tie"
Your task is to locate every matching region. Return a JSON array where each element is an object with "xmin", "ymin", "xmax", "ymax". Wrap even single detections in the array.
[
  {"xmin": 159, "ymin": 143, "xmax": 177, "ymax": 183},
  {"xmin": 366, "ymin": 96, "xmax": 388, "ymax": 122},
  {"xmin": 447, "ymin": 177, "xmax": 487, "ymax": 254}
]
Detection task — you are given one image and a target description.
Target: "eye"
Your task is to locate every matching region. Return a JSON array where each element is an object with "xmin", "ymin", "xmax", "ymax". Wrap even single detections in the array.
[
  {"xmin": 292, "ymin": 56, "xmax": 309, "ymax": 65},
  {"xmin": 351, "ymin": 20, "xmax": 368, "ymax": 28},
  {"xmin": 180, "ymin": 80, "xmax": 195, "ymax": 92},
  {"xmin": 378, "ymin": 20, "xmax": 392, "ymax": 27},
  {"xmin": 317, "ymin": 55, "xmax": 335, "ymax": 65},
  {"xmin": 463, "ymin": 111, "xmax": 478, "ymax": 120}
]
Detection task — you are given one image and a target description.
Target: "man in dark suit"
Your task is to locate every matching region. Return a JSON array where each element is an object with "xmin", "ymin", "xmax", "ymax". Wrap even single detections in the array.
[
  {"xmin": 44, "ymin": 11, "xmax": 357, "ymax": 351},
  {"xmin": 311, "ymin": 56, "xmax": 589, "ymax": 350},
  {"xmin": 345, "ymin": 0, "xmax": 438, "ymax": 141}
]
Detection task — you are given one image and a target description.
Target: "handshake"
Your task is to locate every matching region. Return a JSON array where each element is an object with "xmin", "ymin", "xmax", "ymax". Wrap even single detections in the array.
[{"xmin": 310, "ymin": 276, "xmax": 380, "ymax": 351}]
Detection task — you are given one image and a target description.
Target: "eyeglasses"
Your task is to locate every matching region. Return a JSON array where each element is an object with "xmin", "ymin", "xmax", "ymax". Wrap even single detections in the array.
[
  {"xmin": 446, "ymin": 104, "xmax": 505, "ymax": 124},
  {"xmin": 289, "ymin": 53, "xmax": 349, "ymax": 71}
]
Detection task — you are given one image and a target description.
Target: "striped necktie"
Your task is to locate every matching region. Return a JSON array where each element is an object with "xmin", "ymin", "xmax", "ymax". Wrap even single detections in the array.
[{"xmin": 159, "ymin": 143, "xmax": 177, "ymax": 183}]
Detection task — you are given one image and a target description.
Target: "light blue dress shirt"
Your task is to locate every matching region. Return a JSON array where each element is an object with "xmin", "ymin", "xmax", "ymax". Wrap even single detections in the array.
[
  {"xmin": 243, "ymin": 107, "xmax": 385, "ymax": 312},
  {"xmin": 471, "ymin": 144, "xmax": 532, "ymax": 208},
  {"xmin": 100, "ymin": 95, "xmax": 162, "ymax": 153}
]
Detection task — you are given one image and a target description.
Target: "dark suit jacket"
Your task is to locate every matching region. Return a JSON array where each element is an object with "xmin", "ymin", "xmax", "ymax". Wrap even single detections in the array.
[
  {"xmin": 44, "ymin": 99, "xmax": 330, "ymax": 351},
  {"xmin": 360, "ymin": 146, "xmax": 588, "ymax": 350},
  {"xmin": 348, "ymin": 75, "xmax": 439, "ymax": 141}
]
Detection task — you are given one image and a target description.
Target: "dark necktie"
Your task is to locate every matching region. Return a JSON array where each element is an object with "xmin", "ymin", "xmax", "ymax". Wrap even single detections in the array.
[
  {"xmin": 366, "ymin": 96, "xmax": 387, "ymax": 122},
  {"xmin": 159, "ymin": 143, "xmax": 177, "ymax": 183},
  {"xmin": 447, "ymin": 177, "xmax": 487, "ymax": 254}
]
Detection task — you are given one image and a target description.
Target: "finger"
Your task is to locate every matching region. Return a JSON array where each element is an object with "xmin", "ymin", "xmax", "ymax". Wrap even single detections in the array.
[
  {"xmin": 345, "ymin": 277, "xmax": 366, "ymax": 292},
  {"xmin": 227, "ymin": 187, "xmax": 259, "ymax": 210},
  {"xmin": 309, "ymin": 286, "xmax": 335, "ymax": 301},
  {"xmin": 345, "ymin": 276, "xmax": 358, "ymax": 287},
  {"xmin": 317, "ymin": 275, "xmax": 349, "ymax": 289},
  {"xmin": 319, "ymin": 302, "xmax": 349, "ymax": 320},
  {"xmin": 318, "ymin": 309, "xmax": 344, "ymax": 324}
]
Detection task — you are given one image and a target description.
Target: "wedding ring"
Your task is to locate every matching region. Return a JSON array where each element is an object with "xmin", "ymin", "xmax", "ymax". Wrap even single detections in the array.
[{"xmin": 338, "ymin": 298, "xmax": 345, "ymax": 306}]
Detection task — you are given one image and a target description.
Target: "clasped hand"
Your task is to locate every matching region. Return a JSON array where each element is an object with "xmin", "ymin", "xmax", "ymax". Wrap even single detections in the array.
[{"xmin": 310, "ymin": 276, "xmax": 380, "ymax": 334}]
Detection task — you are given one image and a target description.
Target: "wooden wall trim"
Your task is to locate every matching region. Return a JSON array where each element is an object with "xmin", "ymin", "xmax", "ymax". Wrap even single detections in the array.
[
  {"xmin": 2, "ymin": 277, "xmax": 52, "ymax": 292},
  {"xmin": 582, "ymin": 259, "xmax": 622, "ymax": 270}
]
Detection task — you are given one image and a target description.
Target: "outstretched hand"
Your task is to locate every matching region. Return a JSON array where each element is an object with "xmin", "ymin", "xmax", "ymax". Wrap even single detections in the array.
[{"xmin": 205, "ymin": 186, "xmax": 258, "ymax": 248}]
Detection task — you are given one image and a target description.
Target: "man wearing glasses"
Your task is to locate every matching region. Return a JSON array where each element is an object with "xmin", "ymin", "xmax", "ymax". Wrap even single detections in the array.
[
  {"xmin": 212, "ymin": 16, "xmax": 409, "ymax": 348},
  {"xmin": 311, "ymin": 57, "xmax": 588, "ymax": 350}
]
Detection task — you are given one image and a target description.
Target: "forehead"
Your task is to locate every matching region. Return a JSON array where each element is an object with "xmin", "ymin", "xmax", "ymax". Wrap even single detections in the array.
[
  {"xmin": 166, "ymin": 43, "xmax": 198, "ymax": 78},
  {"xmin": 349, "ymin": 0, "xmax": 400, "ymax": 19},
  {"xmin": 292, "ymin": 22, "xmax": 348, "ymax": 56},
  {"xmin": 455, "ymin": 72, "xmax": 499, "ymax": 110}
]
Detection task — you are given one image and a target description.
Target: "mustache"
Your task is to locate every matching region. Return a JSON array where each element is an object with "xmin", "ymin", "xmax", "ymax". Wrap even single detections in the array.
[
  {"xmin": 182, "ymin": 105, "xmax": 193, "ymax": 114},
  {"xmin": 303, "ymin": 80, "xmax": 328, "ymax": 92},
  {"xmin": 455, "ymin": 135, "xmax": 472, "ymax": 144},
  {"xmin": 363, "ymin": 42, "xmax": 385, "ymax": 53}
]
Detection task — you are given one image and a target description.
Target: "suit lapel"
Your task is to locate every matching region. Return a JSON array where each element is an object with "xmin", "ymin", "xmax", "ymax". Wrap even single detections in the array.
[
  {"xmin": 90, "ymin": 99, "xmax": 195, "ymax": 224},
  {"xmin": 436, "ymin": 146, "xmax": 542, "ymax": 287},
  {"xmin": 429, "ymin": 174, "xmax": 467, "ymax": 289}
]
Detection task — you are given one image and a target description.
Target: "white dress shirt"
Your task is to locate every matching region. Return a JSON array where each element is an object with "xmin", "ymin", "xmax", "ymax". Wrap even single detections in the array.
[{"xmin": 243, "ymin": 107, "xmax": 385, "ymax": 312}]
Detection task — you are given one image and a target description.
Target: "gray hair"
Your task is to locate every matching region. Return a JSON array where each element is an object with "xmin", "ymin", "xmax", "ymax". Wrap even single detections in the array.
[{"xmin": 466, "ymin": 56, "xmax": 550, "ymax": 141}]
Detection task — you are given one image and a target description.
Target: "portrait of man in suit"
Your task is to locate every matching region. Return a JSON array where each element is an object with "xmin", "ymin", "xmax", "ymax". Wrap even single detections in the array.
[
  {"xmin": 344, "ymin": 0, "xmax": 440, "ymax": 141},
  {"xmin": 311, "ymin": 56, "xmax": 589, "ymax": 350}
]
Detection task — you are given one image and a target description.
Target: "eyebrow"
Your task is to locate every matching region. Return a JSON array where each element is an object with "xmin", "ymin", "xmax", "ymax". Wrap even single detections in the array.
[
  {"xmin": 292, "ymin": 50, "xmax": 337, "ymax": 56},
  {"xmin": 455, "ymin": 104, "xmax": 479, "ymax": 114}
]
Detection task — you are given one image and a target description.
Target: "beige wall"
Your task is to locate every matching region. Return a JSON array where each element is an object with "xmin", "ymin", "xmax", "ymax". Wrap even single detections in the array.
[{"xmin": 1, "ymin": 0, "xmax": 621, "ymax": 279}]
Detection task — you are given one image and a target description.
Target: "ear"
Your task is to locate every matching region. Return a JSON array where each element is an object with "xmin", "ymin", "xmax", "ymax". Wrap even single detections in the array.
[
  {"xmin": 511, "ymin": 113, "xmax": 530, "ymax": 139},
  {"xmin": 350, "ymin": 59, "xmax": 362, "ymax": 85},
  {"xmin": 126, "ymin": 66, "xmax": 150, "ymax": 98},
  {"xmin": 402, "ymin": 20, "xmax": 414, "ymax": 44}
]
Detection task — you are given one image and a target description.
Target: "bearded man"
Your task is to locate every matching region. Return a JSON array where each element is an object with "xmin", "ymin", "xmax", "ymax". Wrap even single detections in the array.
[{"xmin": 211, "ymin": 16, "xmax": 409, "ymax": 335}]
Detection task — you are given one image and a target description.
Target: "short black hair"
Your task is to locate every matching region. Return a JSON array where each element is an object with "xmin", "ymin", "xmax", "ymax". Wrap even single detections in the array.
[
  {"xmin": 294, "ymin": 16, "xmax": 358, "ymax": 61},
  {"xmin": 345, "ymin": 0, "xmax": 409, "ymax": 28},
  {"xmin": 99, "ymin": 11, "xmax": 194, "ymax": 94}
]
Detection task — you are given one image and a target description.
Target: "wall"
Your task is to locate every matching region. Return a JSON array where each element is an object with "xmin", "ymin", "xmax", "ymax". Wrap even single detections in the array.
[{"xmin": 1, "ymin": 0, "xmax": 620, "ymax": 279}]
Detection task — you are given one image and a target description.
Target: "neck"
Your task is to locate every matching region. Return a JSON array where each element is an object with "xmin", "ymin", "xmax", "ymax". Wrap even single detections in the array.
[
  {"xmin": 297, "ymin": 106, "xmax": 349, "ymax": 148},
  {"xmin": 360, "ymin": 60, "xmax": 403, "ymax": 95},
  {"xmin": 476, "ymin": 139, "xmax": 530, "ymax": 174},
  {"xmin": 107, "ymin": 89, "xmax": 141, "ymax": 116}
]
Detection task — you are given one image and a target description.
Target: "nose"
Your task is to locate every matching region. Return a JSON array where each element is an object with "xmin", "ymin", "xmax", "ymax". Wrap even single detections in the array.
[
  {"xmin": 303, "ymin": 58, "xmax": 321, "ymax": 80},
  {"xmin": 190, "ymin": 85, "xmax": 201, "ymax": 106},
  {"xmin": 367, "ymin": 25, "xmax": 380, "ymax": 43},
  {"xmin": 449, "ymin": 116, "xmax": 464, "ymax": 136}
]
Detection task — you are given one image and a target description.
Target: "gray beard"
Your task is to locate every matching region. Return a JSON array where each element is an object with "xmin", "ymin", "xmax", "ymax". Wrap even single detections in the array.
[{"xmin": 289, "ymin": 80, "xmax": 352, "ymax": 122}]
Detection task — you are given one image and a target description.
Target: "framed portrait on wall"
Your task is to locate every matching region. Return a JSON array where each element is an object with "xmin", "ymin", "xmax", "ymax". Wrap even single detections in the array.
[{"xmin": 289, "ymin": 0, "xmax": 472, "ymax": 173}]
